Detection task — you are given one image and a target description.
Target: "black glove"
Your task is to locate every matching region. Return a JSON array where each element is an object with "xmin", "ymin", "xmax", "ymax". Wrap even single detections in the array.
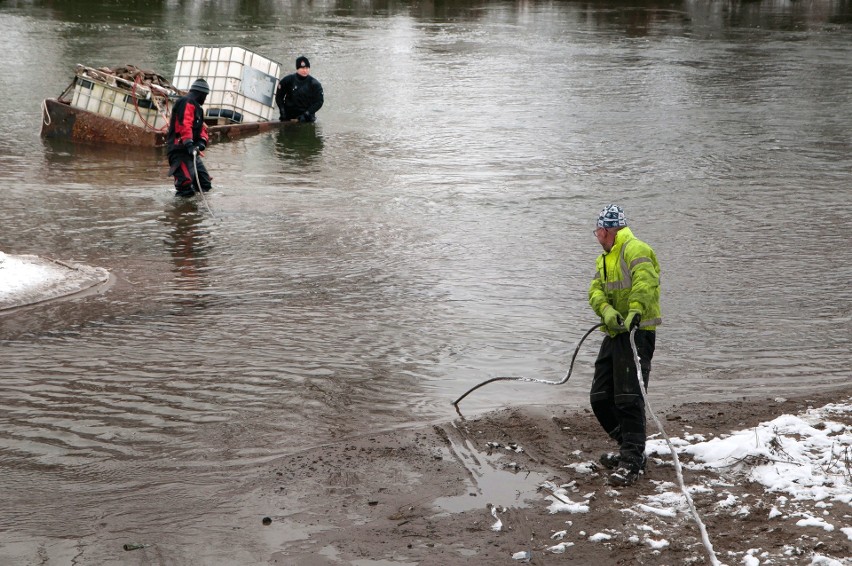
[
  {"xmin": 624, "ymin": 311, "xmax": 641, "ymax": 330},
  {"xmin": 183, "ymin": 139, "xmax": 197, "ymax": 156},
  {"xmin": 197, "ymin": 141, "xmax": 206, "ymax": 152}
]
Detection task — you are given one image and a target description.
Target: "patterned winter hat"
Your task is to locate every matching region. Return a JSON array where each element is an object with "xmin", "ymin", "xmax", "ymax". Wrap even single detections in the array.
[{"xmin": 596, "ymin": 204, "xmax": 627, "ymax": 228}]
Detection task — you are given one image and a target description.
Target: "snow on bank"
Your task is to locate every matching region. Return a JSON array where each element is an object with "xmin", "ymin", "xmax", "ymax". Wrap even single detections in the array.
[
  {"xmin": 0, "ymin": 252, "xmax": 67, "ymax": 296},
  {"xmin": 647, "ymin": 400, "xmax": 852, "ymax": 506},
  {"xmin": 535, "ymin": 398, "xmax": 851, "ymax": 565},
  {"xmin": 0, "ymin": 251, "xmax": 109, "ymax": 310},
  {"xmin": 641, "ymin": 399, "xmax": 852, "ymax": 565}
]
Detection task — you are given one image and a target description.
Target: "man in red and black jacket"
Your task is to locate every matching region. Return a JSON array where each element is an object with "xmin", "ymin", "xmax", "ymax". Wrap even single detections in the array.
[{"xmin": 166, "ymin": 78, "xmax": 212, "ymax": 198}]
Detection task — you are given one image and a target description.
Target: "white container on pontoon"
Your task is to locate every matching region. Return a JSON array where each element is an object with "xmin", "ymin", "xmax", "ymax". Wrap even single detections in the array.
[{"xmin": 172, "ymin": 46, "xmax": 282, "ymax": 124}]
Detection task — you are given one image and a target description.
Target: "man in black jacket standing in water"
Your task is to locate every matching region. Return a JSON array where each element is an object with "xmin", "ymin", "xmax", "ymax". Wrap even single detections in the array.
[{"xmin": 275, "ymin": 56, "xmax": 324, "ymax": 123}]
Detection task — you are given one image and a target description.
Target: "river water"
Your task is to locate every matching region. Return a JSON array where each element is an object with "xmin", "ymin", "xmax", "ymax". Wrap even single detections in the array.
[{"xmin": 1, "ymin": 0, "xmax": 850, "ymax": 561}]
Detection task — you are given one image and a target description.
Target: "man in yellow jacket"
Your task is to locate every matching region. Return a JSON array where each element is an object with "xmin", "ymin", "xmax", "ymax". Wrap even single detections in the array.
[{"xmin": 588, "ymin": 204, "xmax": 661, "ymax": 486}]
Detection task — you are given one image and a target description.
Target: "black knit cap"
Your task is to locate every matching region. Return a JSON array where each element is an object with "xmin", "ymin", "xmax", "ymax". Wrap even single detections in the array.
[
  {"xmin": 296, "ymin": 56, "xmax": 310, "ymax": 69},
  {"xmin": 190, "ymin": 78, "xmax": 210, "ymax": 94}
]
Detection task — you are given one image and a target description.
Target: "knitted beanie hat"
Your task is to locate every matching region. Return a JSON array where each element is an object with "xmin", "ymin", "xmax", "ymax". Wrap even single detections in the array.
[
  {"xmin": 189, "ymin": 78, "xmax": 210, "ymax": 94},
  {"xmin": 296, "ymin": 56, "xmax": 310, "ymax": 69}
]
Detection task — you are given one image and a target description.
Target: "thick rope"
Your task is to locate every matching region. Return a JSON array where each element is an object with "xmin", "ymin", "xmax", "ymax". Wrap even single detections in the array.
[
  {"xmin": 41, "ymin": 99, "xmax": 52, "ymax": 126},
  {"xmin": 192, "ymin": 152, "xmax": 215, "ymax": 217},
  {"xmin": 629, "ymin": 328, "xmax": 721, "ymax": 566},
  {"xmin": 452, "ymin": 323, "xmax": 603, "ymax": 407},
  {"xmin": 131, "ymin": 75, "xmax": 169, "ymax": 132}
]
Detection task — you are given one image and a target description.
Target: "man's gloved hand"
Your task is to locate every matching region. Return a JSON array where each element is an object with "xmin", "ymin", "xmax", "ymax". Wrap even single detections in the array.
[
  {"xmin": 197, "ymin": 141, "xmax": 206, "ymax": 152},
  {"xmin": 624, "ymin": 310, "xmax": 641, "ymax": 331},
  {"xmin": 183, "ymin": 139, "xmax": 197, "ymax": 156},
  {"xmin": 602, "ymin": 305, "xmax": 624, "ymax": 332}
]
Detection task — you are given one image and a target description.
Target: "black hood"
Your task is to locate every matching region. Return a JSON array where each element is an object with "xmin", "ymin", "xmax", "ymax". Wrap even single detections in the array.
[{"xmin": 188, "ymin": 90, "xmax": 207, "ymax": 106}]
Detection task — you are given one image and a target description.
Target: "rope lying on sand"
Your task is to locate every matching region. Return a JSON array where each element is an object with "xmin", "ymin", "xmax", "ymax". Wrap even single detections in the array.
[{"xmin": 628, "ymin": 329, "xmax": 721, "ymax": 566}]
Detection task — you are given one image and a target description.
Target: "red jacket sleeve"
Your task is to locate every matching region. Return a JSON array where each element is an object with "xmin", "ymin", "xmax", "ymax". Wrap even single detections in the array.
[{"xmin": 174, "ymin": 102, "xmax": 196, "ymax": 144}]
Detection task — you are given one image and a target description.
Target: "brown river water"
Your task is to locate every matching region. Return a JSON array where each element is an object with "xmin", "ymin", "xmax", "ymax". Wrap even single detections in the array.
[{"xmin": 0, "ymin": 0, "xmax": 850, "ymax": 561}]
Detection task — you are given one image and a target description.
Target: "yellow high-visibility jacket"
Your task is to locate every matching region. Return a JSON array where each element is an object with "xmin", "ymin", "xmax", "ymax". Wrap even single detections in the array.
[{"xmin": 589, "ymin": 227, "xmax": 662, "ymax": 337}]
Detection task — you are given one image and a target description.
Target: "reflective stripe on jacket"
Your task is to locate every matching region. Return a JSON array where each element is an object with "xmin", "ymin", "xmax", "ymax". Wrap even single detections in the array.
[{"xmin": 589, "ymin": 227, "xmax": 661, "ymax": 337}]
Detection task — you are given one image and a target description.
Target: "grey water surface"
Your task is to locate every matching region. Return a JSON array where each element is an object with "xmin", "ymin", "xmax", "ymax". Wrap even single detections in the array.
[{"xmin": 0, "ymin": 0, "xmax": 850, "ymax": 559}]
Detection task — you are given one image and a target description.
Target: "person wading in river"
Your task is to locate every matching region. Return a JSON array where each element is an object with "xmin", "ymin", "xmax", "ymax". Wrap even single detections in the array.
[
  {"xmin": 166, "ymin": 78, "xmax": 212, "ymax": 198},
  {"xmin": 588, "ymin": 204, "xmax": 661, "ymax": 486},
  {"xmin": 275, "ymin": 56, "xmax": 324, "ymax": 123}
]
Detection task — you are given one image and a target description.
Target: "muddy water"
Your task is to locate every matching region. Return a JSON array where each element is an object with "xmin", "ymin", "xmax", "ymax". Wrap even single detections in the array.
[{"xmin": 1, "ymin": 0, "xmax": 850, "ymax": 560}]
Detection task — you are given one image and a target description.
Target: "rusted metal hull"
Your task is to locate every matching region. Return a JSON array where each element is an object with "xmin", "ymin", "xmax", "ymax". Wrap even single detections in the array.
[
  {"xmin": 207, "ymin": 116, "xmax": 289, "ymax": 145},
  {"xmin": 40, "ymin": 98, "xmax": 288, "ymax": 148},
  {"xmin": 41, "ymin": 98, "xmax": 165, "ymax": 147}
]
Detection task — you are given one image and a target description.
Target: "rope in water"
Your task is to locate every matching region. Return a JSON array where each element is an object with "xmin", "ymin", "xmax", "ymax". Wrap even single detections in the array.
[
  {"xmin": 451, "ymin": 322, "xmax": 603, "ymax": 407},
  {"xmin": 628, "ymin": 328, "xmax": 721, "ymax": 566},
  {"xmin": 192, "ymin": 152, "xmax": 215, "ymax": 216}
]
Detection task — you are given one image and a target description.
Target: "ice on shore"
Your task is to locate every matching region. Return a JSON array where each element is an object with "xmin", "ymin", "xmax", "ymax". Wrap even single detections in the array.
[{"xmin": 0, "ymin": 251, "xmax": 109, "ymax": 310}]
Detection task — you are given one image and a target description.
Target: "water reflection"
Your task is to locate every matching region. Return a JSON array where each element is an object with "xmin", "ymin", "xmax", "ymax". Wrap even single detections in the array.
[
  {"xmin": 274, "ymin": 123, "xmax": 324, "ymax": 163},
  {"xmin": 40, "ymin": 134, "xmax": 164, "ymax": 190},
  {"xmin": 14, "ymin": 0, "xmax": 850, "ymax": 30},
  {"xmin": 160, "ymin": 200, "xmax": 211, "ymax": 309}
]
